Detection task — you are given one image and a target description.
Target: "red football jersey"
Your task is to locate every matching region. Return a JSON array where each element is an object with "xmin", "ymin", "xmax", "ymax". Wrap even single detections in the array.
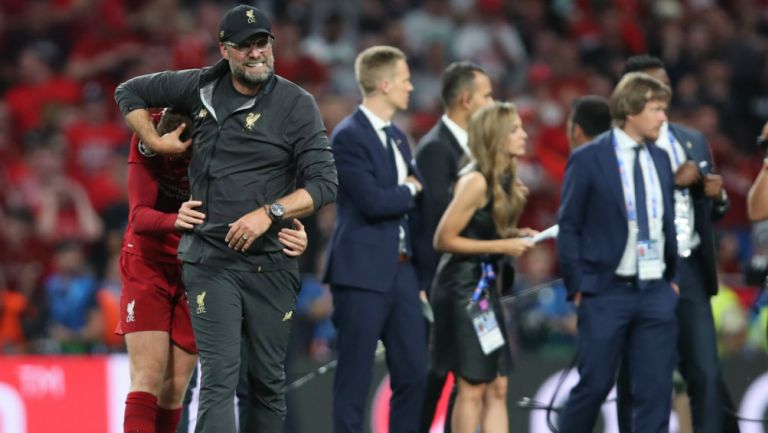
[{"xmin": 121, "ymin": 131, "xmax": 190, "ymax": 263}]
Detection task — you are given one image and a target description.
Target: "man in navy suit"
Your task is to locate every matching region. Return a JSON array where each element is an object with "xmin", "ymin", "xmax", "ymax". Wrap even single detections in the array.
[
  {"xmin": 557, "ymin": 72, "xmax": 680, "ymax": 433},
  {"xmin": 413, "ymin": 61, "xmax": 493, "ymax": 432},
  {"xmin": 323, "ymin": 45, "xmax": 427, "ymax": 433},
  {"xmin": 615, "ymin": 55, "xmax": 738, "ymax": 433}
]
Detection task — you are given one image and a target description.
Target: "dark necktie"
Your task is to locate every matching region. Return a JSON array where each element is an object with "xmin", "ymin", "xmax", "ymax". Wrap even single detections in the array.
[
  {"xmin": 382, "ymin": 126, "xmax": 398, "ymax": 174},
  {"xmin": 382, "ymin": 125, "xmax": 412, "ymax": 257},
  {"xmin": 633, "ymin": 145, "xmax": 650, "ymax": 242}
]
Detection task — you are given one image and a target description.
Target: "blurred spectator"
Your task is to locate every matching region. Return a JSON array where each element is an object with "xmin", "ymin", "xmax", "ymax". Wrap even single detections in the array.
[
  {"xmin": 0, "ymin": 206, "xmax": 50, "ymax": 295},
  {"xmin": 409, "ymin": 41, "xmax": 448, "ymax": 114},
  {"xmin": 170, "ymin": 2, "xmax": 223, "ymax": 70},
  {"xmin": 96, "ymin": 253, "xmax": 124, "ymax": 352},
  {"xmin": 302, "ymin": 12, "xmax": 357, "ymax": 95},
  {"xmin": 302, "ymin": 12, "xmax": 355, "ymax": 67},
  {"xmin": 273, "ymin": 22, "xmax": 329, "ymax": 95},
  {"xmin": 711, "ymin": 283, "xmax": 749, "ymax": 355},
  {"xmin": 0, "ymin": 287, "xmax": 30, "ymax": 353},
  {"xmin": 8, "ymin": 133, "xmax": 104, "ymax": 243},
  {"xmin": 5, "ymin": 42, "xmax": 80, "ymax": 140},
  {"xmin": 0, "ymin": 206, "xmax": 50, "ymax": 354},
  {"xmin": 42, "ymin": 240, "xmax": 102, "ymax": 354},
  {"xmin": 64, "ymin": 5, "xmax": 144, "ymax": 90},
  {"xmin": 452, "ymin": 7, "xmax": 528, "ymax": 89},
  {"xmin": 512, "ymin": 244, "xmax": 577, "ymax": 352},
  {"xmin": 64, "ymin": 82, "xmax": 130, "ymax": 212},
  {"xmin": 296, "ymin": 271, "xmax": 335, "ymax": 362},
  {"xmin": 401, "ymin": 0, "xmax": 454, "ymax": 57}
]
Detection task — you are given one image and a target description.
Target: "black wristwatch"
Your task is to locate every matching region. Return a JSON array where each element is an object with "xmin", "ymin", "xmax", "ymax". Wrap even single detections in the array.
[{"xmin": 266, "ymin": 202, "xmax": 285, "ymax": 223}]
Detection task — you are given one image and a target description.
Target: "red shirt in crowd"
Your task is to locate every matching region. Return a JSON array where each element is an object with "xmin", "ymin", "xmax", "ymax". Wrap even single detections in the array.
[
  {"xmin": 5, "ymin": 77, "xmax": 81, "ymax": 138},
  {"xmin": 65, "ymin": 119, "xmax": 130, "ymax": 211}
]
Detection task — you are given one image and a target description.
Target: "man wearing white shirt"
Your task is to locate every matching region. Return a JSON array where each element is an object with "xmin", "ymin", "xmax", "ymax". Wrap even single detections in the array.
[
  {"xmin": 557, "ymin": 72, "xmax": 680, "ymax": 433},
  {"xmin": 616, "ymin": 55, "xmax": 737, "ymax": 433},
  {"xmin": 413, "ymin": 61, "xmax": 493, "ymax": 432},
  {"xmin": 324, "ymin": 45, "xmax": 426, "ymax": 433}
]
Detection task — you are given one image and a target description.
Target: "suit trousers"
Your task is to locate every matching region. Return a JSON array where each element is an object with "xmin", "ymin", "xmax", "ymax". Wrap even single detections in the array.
[
  {"xmin": 183, "ymin": 263, "xmax": 298, "ymax": 433},
  {"xmin": 331, "ymin": 261, "xmax": 427, "ymax": 433},
  {"xmin": 559, "ymin": 279, "xmax": 678, "ymax": 433},
  {"xmin": 617, "ymin": 250, "xmax": 740, "ymax": 433}
]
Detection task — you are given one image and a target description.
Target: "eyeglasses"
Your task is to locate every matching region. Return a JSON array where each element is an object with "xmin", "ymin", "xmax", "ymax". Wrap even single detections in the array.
[{"xmin": 223, "ymin": 37, "xmax": 272, "ymax": 54}]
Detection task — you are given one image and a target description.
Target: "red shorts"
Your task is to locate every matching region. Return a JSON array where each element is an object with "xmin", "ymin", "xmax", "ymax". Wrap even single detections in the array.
[{"xmin": 116, "ymin": 253, "xmax": 197, "ymax": 353}]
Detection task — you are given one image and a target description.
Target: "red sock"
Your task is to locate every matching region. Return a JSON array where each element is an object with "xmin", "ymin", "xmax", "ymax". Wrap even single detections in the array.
[
  {"xmin": 124, "ymin": 391, "xmax": 158, "ymax": 433},
  {"xmin": 155, "ymin": 407, "xmax": 182, "ymax": 433}
]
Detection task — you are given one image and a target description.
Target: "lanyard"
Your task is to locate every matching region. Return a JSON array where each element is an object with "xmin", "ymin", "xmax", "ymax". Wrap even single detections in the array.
[
  {"xmin": 613, "ymin": 135, "xmax": 659, "ymax": 223},
  {"xmin": 470, "ymin": 262, "xmax": 496, "ymax": 302},
  {"xmin": 667, "ymin": 131, "xmax": 690, "ymax": 198}
]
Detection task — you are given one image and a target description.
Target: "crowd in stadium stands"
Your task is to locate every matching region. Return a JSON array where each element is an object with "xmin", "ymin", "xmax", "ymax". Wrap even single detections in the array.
[{"xmin": 0, "ymin": 0, "xmax": 766, "ymax": 359}]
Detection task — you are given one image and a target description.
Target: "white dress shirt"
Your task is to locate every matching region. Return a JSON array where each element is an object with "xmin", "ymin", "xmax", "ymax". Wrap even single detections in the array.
[
  {"xmin": 359, "ymin": 105, "xmax": 414, "ymax": 195},
  {"xmin": 613, "ymin": 128, "xmax": 666, "ymax": 277}
]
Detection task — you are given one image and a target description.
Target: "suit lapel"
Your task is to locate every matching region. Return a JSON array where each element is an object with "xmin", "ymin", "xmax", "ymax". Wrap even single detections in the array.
[
  {"xmin": 353, "ymin": 109, "xmax": 398, "ymax": 184},
  {"xmin": 595, "ymin": 133, "xmax": 628, "ymax": 218},
  {"xmin": 669, "ymin": 123, "xmax": 701, "ymax": 164},
  {"xmin": 438, "ymin": 122, "xmax": 464, "ymax": 159}
]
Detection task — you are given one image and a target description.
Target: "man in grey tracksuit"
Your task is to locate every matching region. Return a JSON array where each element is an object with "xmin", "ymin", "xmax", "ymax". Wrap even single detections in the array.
[{"xmin": 115, "ymin": 5, "xmax": 338, "ymax": 433}]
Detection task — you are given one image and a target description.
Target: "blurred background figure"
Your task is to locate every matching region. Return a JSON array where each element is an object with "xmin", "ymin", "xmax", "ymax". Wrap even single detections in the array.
[{"xmin": 42, "ymin": 240, "xmax": 102, "ymax": 354}]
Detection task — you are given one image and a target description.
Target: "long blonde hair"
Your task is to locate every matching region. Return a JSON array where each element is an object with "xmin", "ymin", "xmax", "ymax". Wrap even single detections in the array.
[{"xmin": 467, "ymin": 101, "xmax": 527, "ymax": 237}]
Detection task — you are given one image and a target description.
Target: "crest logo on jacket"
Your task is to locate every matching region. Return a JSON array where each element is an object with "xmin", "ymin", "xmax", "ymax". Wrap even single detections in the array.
[
  {"xmin": 196, "ymin": 291, "xmax": 207, "ymax": 314},
  {"xmin": 245, "ymin": 112, "xmax": 261, "ymax": 131},
  {"xmin": 198, "ymin": 108, "xmax": 208, "ymax": 119}
]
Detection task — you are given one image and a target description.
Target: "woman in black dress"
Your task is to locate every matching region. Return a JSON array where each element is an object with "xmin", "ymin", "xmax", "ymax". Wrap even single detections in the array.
[{"xmin": 431, "ymin": 101, "xmax": 535, "ymax": 433}]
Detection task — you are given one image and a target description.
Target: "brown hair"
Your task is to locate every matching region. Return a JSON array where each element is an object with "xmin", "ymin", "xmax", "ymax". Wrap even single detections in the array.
[
  {"xmin": 157, "ymin": 109, "xmax": 194, "ymax": 141},
  {"xmin": 354, "ymin": 45, "xmax": 406, "ymax": 96},
  {"xmin": 609, "ymin": 72, "xmax": 671, "ymax": 128},
  {"xmin": 467, "ymin": 101, "xmax": 527, "ymax": 237}
]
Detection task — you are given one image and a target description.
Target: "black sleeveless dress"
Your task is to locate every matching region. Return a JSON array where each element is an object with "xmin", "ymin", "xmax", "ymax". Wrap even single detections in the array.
[{"xmin": 429, "ymin": 187, "xmax": 512, "ymax": 382}]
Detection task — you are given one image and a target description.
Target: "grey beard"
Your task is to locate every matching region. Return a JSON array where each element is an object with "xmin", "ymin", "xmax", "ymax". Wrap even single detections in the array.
[{"xmin": 233, "ymin": 66, "xmax": 272, "ymax": 89}]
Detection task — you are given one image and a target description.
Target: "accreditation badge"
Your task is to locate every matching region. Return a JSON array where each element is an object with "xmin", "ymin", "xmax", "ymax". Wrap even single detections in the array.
[
  {"xmin": 466, "ymin": 297, "xmax": 505, "ymax": 355},
  {"xmin": 637, "ymin": 240, "xmax": 663, "ymax": 281}
]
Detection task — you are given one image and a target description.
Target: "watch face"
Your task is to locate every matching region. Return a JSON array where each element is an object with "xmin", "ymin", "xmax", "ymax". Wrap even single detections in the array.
[{"xmin": 270, "ymin": 202, "xmax": 285, "ymax": 217}]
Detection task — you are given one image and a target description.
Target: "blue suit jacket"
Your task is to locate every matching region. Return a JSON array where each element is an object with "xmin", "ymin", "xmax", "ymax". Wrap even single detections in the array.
[
  {"xmin": 556, "ymin": 130, "xmax": 678, "ymax": 299},
  {"xmin": 668, "ymin": 123, "xmax": 728, "ymax": 296},
  {"xmin": 323, "ymin": 108, "xmax": 420, "ymax": 292}
]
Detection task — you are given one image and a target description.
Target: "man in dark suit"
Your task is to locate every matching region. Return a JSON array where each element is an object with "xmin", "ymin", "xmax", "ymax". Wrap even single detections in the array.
[
  {"xmin": 616, "ymin": 55, "xmax": 737, "ymax": 433},
  {"xmin": 323, "ymin": 45, "xmax": 427, "ymax": 433},
  {"xmin": 557, "ymin": 72, "xmax": 680, "ymax": 433},
  {"xmin": 413, "ymin": 61, "xmax": 493, "ymax": 432},
  {"xmin": 566, "ymin": 95, "xmax": 612, "ymax": 150}
]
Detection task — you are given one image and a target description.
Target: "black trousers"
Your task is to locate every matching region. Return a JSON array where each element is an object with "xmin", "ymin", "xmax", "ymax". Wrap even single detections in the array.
[
  {"xmin": 617, "ymin": 251, "xmax": 740, "ymax": 433},
  {"xmin": 183, "ymin": 263, "xmax": 299, "ymax": 433}
]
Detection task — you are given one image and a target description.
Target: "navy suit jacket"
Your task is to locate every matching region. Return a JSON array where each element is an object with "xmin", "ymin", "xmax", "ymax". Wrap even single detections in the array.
[
  {"xmin": 412, "ymin": 120, "xmax": 466, "ymax": 291},
  {"xmin": 668, "ymin": 123, "xmax": 729, "ymax": 296},
  {"xmin": 323, "ymin": 108, "xmax": 420, "ymax": 292},
  {"xmin": 557, "ymin": 130, "xmax": 678, "ymax": 299}
]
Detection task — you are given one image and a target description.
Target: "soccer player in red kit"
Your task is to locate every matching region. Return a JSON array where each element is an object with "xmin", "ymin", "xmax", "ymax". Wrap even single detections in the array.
[{"xmin": 117, "ymin": 110, "xmax": 308, "ymax": 433}]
